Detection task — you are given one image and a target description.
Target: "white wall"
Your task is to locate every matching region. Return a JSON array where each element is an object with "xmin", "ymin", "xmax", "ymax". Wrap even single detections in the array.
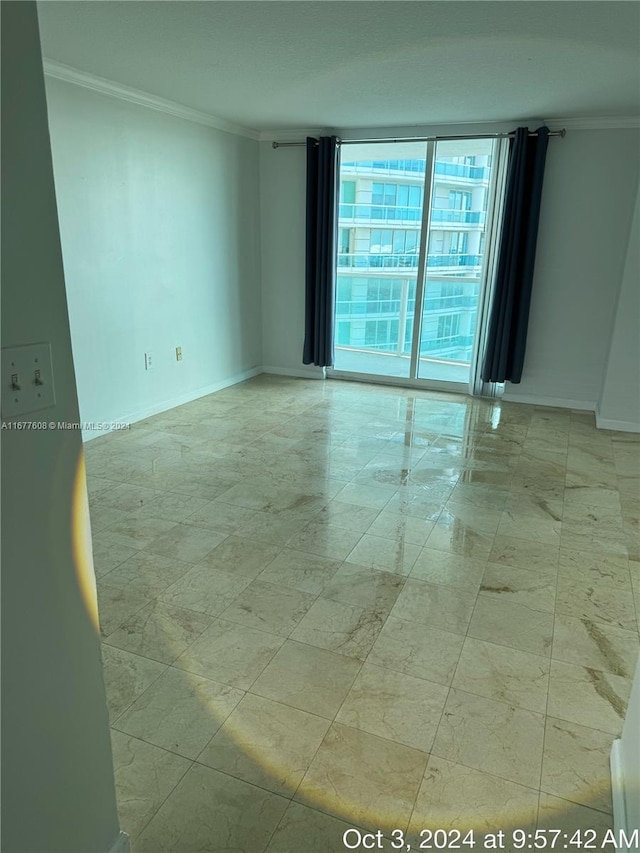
[
  {"xmin": 259, "ymin": 139, "xmax": 324, "ymax": 377},
  {"xmin": 598, "ymin": 180, "xmax": 640, "ymax": 431},
  {"xmin": 1, "ymin": 4, "xmax": 122, "ymax": 850},
  {"xmin": 45, "ymin": 78, "xmax": 262, "ymax": 434},
  {"xmin": 260, "ymin": 127, "xmax": 639, "ymax": 407},
  {"xmin": 613, "ymin": 655, "xmax": 640, "ymax": 838},
  {"xmin": 503, "ymin": 128, "xmax": 639, "ymax": 410}
]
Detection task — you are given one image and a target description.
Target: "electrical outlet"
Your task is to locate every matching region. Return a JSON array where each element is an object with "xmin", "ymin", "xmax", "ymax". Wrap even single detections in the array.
[
  {"xmin": 176, "ymin": 346, "xmax": 183, "ymax": 362},
  {"xmin": 144, "ymin": 351, "xmax": 154, "ymax": 370}
]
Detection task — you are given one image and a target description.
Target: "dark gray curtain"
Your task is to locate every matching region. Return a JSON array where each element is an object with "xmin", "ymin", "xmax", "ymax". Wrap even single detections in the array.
[
  {"xmin": 303, "ymin": 136, "xmax": 338, "ymax": 367},
  {"xmin": 482, "ymin": 126, "xmax": 549, "ymax": 383}
]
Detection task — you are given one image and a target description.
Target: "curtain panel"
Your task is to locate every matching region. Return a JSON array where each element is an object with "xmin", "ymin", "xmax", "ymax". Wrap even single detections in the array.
[
  {"xmin": 303, "ymin": 135, "xmax": 339, "ymax": 367},
  {"xmin": 482, "ymin": 126, "xmax": 550, "ymax": 384}
]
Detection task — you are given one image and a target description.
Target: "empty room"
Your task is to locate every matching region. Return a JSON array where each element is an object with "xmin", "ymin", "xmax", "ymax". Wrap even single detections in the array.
[{"xmin": 2, "ymin": 2, "xmax": 639, "ymax": 852}]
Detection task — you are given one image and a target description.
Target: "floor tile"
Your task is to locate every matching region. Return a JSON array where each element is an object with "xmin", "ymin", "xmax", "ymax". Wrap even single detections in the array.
[
  {"xmin": 555, "ymin": 576, "xmax": 637, "ymax": 631},
  {"xmin": 407, "ymin": 756, "xmax": 538, "ymax": 844},
  {"xmin": 85, "ymin": 376, "xmax": 640, "ymax": 851},
  {"xmin": 94, "ymin": 482, "xmax": 161, "ymax": 513},
  {"xmin": 102, "ymin": 515, "xmax": 180, "ymax": 550},
  {"xmin": 468, "ymin": 597, "xmax": 554, "ymax": 657},
  {"xmin": 146, "ymin": 523, "xmax": 228, "ymax": 564},
  {"xmin": 426, "ymin": 517, "xmax": 495, "ymax": 560},
  {"xmin": 449, "ymin": 482, "xmax": 509, "ymax": 511},
  {"xmin": 198, "ymin": 693, "xmax": 330, "ymax": 796},
  {"xmin": 480, "ymin": 562, "xmax": 556, "ymax": 612},
  {"xmin": 134, "ymin": 763, "xmax": 289, "ymax": 852},
  {"xmin": 96, "ymin": 583, "xmax": 152, "ymax": 638},
  {"xmin": 91, "ymin": 536, "xmax": 139, "ymax": 578},
  {"xmin": 321, "ymin": 562, "xmax": 405, "ymax": 614},
  {"xmin": 110, "ymin": 729, "xmax": 191, "ymax": 840},
  {"xmin": 391, "ymin": 578, "xmax": 476, "ymax": 635},
  {"xmin": 115, "ymin": 666, "xmax": 243, "ymax": 758},
  {"xmin": 547, "ymin": 660, "xmax": 631, "ymax": 735},
  {"xmin": 295, "ymin": 722, "xmax": 428, "ymax": 833},
  {"xmin": 98, "ymin": 550, "xmax": 192, "ymax": 597},
  {"xmin": 235, "ymin": 508, "xmax": 317, "ymax": 547},
  {"xmin": 336, "ymin": 663, "xmax": 448, "ymax": 752},
  {"xmin": 498, "ymin": 511, "xmax": 560, "ymax": 546},
  {"xmin": 291, "ymin": 597, "xmax": 385, "ymax": 661},
  {"xmin": 366, "ymin": 511, "xmax": 435, "ymax": 546},
  {"xmin": 220, "ymin": 579, "xmax": 316, "ymax": 636},
  {"xmin": 104, "ymin": 601, "xmax": 212, "ymax": 664},
  {"xmin": 552, "ymin": 613, "xmax": 639, "ymax": 678},
  {"xmin": 541, "ymin": 717, "xmax": 613, "ymax": 814},
  {"xmin": 182, "ymin": 500, "xmax": 256, "ymax": 533},
  {"xmin": 334, "ymin": 482, "xmax": 397, "ymax": 510},
  {"xmin": 173, "ymin": 618, "xmax": 284, "ymax": 690},
  {"xmin": 136, "ymin": 492, "xmax": 211, "ymax": 523},
  {"xmin": 265, "ymin": 802, "xmax": 361, "ymax": 853},
  {"xmin": 431, "ymin": 688, "xmax": 545, "ymax": 788},
  {"xmin": 441, "ymin": 501, "xmax": 503, "ymax": 534},
  {"xmin": 160, "ymin": 564, "xmax": 252, "ymax": 616},
  {"xmin": 346, "ymin": 533, "xmax": 422, "ymax": 575},
  {"xmin": 203, "ymin": 535, "xmax": 280, "ymax": 578},
  {"xmin": 384, "ymin": 488, "xmax": 448, "ymax": 519},
  {"xmin": 90, "ymin": 505, "xmax": 131, "ymax": 534},
  {"xmin": 489, "ymin": 534, "xmax": 559, "ymax": 574},
  {"xmin": 367, "ymin": 615, "xmax": 464, "ymax": 685},
  {"xmin": 453, "ymin": 637, "xmax": 550, "ymax": 713},
  {"xmin": 287, "ymin": 521, "xmax": 363, "ymax": 561},
  {"xmin": 537, "ymin": 793, "xmax": 612, "ymax": 835},
  {"xmin": 101, "ymin": 645, "xmax": 166, "ymax": 723},
  {"xmin": 251, "ymin": 640, "xmax": 361, "ymax": 719},
  {"xmin": 410, "ymin": 548, "xmax": 486, "ymax": 592},
  {"xmin": 315, "ymin": 500, "xmax": 381, "ymax": 533},
  {"xmin": 258, "ymin": 548, "xmax": 342, "ymax": 594}
]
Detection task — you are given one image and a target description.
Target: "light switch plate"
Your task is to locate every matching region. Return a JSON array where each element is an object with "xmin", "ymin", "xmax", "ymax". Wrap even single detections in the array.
[{"xmin": 2, "ymin": 342, "xmax": 56, "ymax": 419}]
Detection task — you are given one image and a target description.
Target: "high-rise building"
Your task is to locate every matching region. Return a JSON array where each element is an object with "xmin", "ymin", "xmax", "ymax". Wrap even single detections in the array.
[{"xmin": 335, "ymin": 146, "xmax": 492, "ymax": 378}]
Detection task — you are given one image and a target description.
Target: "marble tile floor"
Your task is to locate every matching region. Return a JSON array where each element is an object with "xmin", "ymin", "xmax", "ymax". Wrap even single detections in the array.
[{"xmin": 88, "ymin": 375, "xmax": 640, "ymax": 852}]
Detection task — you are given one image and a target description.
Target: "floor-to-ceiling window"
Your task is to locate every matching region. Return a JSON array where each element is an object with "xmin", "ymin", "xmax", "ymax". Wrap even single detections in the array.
[{"xmin": 332, "ymin": 139, "xmax": 505, "ymax": 389}]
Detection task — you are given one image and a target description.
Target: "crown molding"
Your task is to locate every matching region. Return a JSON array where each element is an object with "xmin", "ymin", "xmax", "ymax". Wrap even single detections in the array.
[
  {"xmin": 260, "ymin": 115, "xmax": 640, "ymax": 143},
  {"xmin": 41, "ymin": 62, "xmax": 638, "ymax": 139},
  {"xmin": 42, "ymin": 59, "xmax": 261, "ymax": 140},
  {"xmin": 258, "ymin": 128, "xmax": 325, "ymax": 143},
  {"xmin": 543, "ymin": 115, "xmax": 640, "ymax": 131}
]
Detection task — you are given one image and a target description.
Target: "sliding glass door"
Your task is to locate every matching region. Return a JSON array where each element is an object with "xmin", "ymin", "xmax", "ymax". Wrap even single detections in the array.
[
  {"xmin": 332, "ymin": 138, "xmax": 506, "ymax": 389},
  {"xmin": 334, "ymin": 143, "xmax": 427, "ymax": 379}
]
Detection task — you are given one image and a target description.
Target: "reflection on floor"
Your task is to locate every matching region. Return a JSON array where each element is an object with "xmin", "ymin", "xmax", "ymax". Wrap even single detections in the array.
[{"xmin": 87, "ymin": 375, "xmax": 639, "ymax": 852}]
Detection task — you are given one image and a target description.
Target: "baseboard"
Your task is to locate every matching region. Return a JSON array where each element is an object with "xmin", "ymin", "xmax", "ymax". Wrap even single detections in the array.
[
  {"xmin": 82, "ymin": 366, "xmax": 262, "ymax": 441},
  {"xmin": 501, "ymin": 391, "xmax": 596, "ymax": 412},
  {"xmin": 610, "ymin": 739, "xmax": 627, "ymax": 853},
  {"xmin": 107, "ymin": 831, "xmax": 130, "ymax": 853},
  {"xmin": 261, "ymin": 365, "xmax": 326, "ymax": 379},
  {"xmin": 595, "ymin": 408, "xmax": 640, "ymax": 433}
]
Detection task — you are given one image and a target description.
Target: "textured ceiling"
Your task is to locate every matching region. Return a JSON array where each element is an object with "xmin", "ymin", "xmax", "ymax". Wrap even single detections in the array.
[{"xmin": 37, "ymin": 1, "xmax": 640, "ymax": 132}]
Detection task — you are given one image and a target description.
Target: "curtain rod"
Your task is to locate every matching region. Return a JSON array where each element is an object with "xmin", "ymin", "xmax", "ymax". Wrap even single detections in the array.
[{"xmin": 272, "ymin": 129, "xmax": 566, "ymax": 148}]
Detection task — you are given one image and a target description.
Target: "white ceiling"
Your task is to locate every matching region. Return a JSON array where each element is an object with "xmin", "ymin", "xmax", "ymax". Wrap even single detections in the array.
[{"xmin": 37, "ymin": 1, "xmax": 640, "ymax": 134}]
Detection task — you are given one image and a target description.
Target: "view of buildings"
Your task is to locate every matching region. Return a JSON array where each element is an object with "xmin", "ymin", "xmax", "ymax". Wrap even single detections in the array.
[{"xmin": 334, "ymin": 141, "xmax": 494, "ymax": 381}]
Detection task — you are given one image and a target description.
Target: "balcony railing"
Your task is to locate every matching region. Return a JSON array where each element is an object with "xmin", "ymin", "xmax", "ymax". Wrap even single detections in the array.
[
  {"xmin": 339, "ymin": 204, "xmax": 485, "ymax": 225},
  {"xmin": 342, "ymin": 160, "xmax": 490, "ymax": 180},
  {"xmin": 336, "ymin": 293, "xmax": 477, "ymax": 319},
  {"xmin": 434, "ymin": 162, "xmax": 489, "ymax": 180},
  {"xmin": 339, "ymin": 203, "xmax": 423, "ymax": 222},
  {"xmin": 337, "ymin": 253, "xmax": 482, "ymax": 270},
  {"xmin": 430, "ymin": 209, "xmax": 485, "ymax": 224}
]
